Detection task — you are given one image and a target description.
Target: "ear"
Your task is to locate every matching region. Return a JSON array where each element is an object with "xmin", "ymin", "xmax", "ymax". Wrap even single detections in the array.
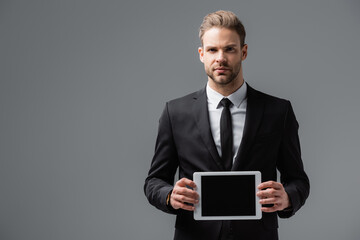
[
  {"xmin": 198, "ymin": 47, "xmax": 204, "ymax": 63},
  {"xmin": 241, "ymin": 44, "xmax": 248, "ymax": 61}
]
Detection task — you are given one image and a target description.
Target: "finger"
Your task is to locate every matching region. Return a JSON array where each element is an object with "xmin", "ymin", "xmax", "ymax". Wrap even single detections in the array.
[
  {"xmin": 261, "ymin": 205, "xmax": 279, "ymax": 213},
  {"xmin": 172, "ymin": 194, "xmax": 199, "ymax": 204},
  {"xmin": 176, "ymin": 178, "xmax": 197, "ymax": 189},
  {"xmin": 261, "ymin": 200, "xmax": 290, "ymax": 212},
  {"xmin": 180, "ymin": 203, "xmax": 195, "ymax": 211},
  {"xmin": 172, "ymin": 200, "xmax": 195, "ymax": 211},
  {"xmin": 257, "ymin": 181, "xmax": 283, "ymax": 190},
  {"xmin": 173, "ymin": 187, "xmax": 199, "ymax": 199},
  {"xmin": 256, "ymin": 188, "xmax": 280, "ymax": 198},
  {"xmin": 259, "ymin": 198, "xmax": 277, "ymax": 205}
]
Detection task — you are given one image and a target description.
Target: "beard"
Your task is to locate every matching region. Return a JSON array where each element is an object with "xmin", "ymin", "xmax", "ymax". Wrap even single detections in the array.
[{"xmin": 205, "ymin": 60, "xmax": 242, "ymax": 86}]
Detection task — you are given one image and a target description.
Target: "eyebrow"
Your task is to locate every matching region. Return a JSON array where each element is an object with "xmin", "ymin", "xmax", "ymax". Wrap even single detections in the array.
[{"xmin": 205, "ymin": 44, "xmax": 238, "ymax": 50}]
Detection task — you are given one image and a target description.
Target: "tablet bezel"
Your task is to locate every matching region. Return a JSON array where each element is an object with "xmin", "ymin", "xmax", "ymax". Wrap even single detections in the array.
[{"xmin": 193, "ymin": 171, "xmax": 262, "ymax": 220}]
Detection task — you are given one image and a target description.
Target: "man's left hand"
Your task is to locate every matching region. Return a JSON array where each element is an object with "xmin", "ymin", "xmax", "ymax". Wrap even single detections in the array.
[{"xmin": 256, "ymin": 181, "xmax": 291, "ymax": 213}]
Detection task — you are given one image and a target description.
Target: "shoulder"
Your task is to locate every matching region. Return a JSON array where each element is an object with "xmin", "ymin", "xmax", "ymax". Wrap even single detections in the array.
[
  {"xmin": 166, "ymin": 88, "xmax": 204, "ymax": 110},
  {"xmin": 248, "ymin": 84, "xmax": 291, "ymax": 109},
  {"xmin": 248, "ymin": 84, "xmax": 298, "ymax": 128},
  {"xmin": 168, "ymin": 88, "xmax": 203, "ymax": 104}
]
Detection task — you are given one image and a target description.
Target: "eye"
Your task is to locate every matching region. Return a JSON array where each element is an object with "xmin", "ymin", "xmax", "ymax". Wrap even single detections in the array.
[
  {"xmin": 225, "ymin": 47, "xmax": 235, "ymax": 52},
  {"xmin": 208, "ymin": 48, "xmax": 216, "ymax": 52}
]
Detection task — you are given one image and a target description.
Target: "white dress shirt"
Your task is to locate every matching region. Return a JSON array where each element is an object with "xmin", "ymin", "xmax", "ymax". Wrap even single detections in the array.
[{"xmin": 206, "ymin": 82, "xmax": 247, "ymax": 163}]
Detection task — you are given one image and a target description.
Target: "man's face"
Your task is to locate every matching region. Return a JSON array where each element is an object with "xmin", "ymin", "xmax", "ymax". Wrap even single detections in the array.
[{"xmin": 199, "ymin": 27, "xmax": 247, "ymax": 86}]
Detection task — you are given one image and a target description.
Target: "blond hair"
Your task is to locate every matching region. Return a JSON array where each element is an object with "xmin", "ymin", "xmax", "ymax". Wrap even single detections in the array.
[{"xmin": 199, "ymin": 10, "xmax": 246, "ymax": 47}]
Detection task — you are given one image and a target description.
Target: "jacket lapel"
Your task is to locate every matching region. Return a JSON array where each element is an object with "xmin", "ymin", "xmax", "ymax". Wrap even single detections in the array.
[
  {"xmin": 192, "ymin": 88, "xmax": 225, "ymax": 170},
  {"xmin": 232, "ymin": 84, "xmax": 264, "ymax": 170}
]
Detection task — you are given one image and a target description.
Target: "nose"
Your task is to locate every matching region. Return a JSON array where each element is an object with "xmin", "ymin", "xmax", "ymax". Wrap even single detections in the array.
[{"xmin": 215, "ymin": 51, "xmax": 226, "ymax": 63}]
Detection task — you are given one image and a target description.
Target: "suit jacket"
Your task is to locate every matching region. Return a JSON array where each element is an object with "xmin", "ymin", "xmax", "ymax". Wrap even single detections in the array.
[{"xmin": 144, "ymin": 84, "xmax": 310, "ymax": 240}]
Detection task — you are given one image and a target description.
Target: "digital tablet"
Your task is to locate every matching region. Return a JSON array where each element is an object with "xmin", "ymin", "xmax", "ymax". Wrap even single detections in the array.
[{"xmin": 193, "ymin": 171, "xmax": 262, "ymax": 220}]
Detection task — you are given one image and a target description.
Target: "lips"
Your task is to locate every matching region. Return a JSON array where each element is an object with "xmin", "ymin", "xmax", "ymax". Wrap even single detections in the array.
[{"xmin": 214, "ymin": 67, "xmax": 230, "ymax": 74}]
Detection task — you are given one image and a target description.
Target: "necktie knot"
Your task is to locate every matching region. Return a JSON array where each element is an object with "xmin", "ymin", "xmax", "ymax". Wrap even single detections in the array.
[{"xmin": 220, "ymin": 98, "xmax": 232, "ymax": 108}]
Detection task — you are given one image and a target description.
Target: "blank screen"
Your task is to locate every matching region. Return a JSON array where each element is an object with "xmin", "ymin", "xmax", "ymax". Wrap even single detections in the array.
[{"xmin": 201, "ymin": 175, "xmax": 255, "ymax": 216}]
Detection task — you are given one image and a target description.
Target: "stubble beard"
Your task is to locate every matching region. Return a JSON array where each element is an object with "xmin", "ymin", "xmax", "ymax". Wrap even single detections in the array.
[{"xmin": 206, "ymin": 61, "xmax": 242, "ymax": 86}]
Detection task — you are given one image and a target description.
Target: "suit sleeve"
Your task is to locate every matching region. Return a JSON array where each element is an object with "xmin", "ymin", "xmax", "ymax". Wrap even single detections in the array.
[
  {"xmin": 277, "ymin": 101, "xmax": 310, "ymax": 218},
  {"xmin": 144, "ymin": 103, "xmax": 179, "ymax": 214}
]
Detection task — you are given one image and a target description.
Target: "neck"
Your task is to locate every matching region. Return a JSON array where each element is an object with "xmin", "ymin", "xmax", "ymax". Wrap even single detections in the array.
[{"xmin": 208, "ymin": 70, "xmax": 244, "ymax": 97}]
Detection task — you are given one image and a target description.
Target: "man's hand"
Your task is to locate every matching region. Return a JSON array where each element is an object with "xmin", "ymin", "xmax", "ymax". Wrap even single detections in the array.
[
  {"xmin": 170, "ymin": 178, "xmax": 199, "ymax": 211},
  {"xmin": 256, "ymin": 181, "xmax": 291, "ymax": 213}
]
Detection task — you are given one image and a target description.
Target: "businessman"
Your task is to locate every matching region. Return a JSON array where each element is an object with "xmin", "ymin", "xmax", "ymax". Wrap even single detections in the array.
[{"xmin": 144, "ymin": 10, "xmax": 309, "ymax": 240}]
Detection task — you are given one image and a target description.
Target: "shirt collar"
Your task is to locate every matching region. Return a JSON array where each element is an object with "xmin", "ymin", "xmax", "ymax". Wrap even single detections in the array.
[{"xmin": 206, "ymin": 81, "xmax": 247, "ymax": 109}]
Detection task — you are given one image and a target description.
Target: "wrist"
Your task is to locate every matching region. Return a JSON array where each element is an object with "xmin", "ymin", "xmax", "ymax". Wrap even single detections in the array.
[{"xmin": 166, "ymin": 191, "xmax": 172, "ymax": 206}]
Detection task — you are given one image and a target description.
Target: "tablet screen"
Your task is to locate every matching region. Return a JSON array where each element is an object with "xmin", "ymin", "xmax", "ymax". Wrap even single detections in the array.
[
  {"xmin": 193, "ymin": 171, "xmax": 262, "ymax": 220},
  {"xmin": 201, "ymin": 175, "xmax": 255, "ymax": 216}
]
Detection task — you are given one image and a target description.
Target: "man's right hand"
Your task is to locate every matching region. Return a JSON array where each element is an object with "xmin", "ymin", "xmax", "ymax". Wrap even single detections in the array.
[{"xmin": 170, "ymin": 178, "xmax": 199, "ymax": 211}]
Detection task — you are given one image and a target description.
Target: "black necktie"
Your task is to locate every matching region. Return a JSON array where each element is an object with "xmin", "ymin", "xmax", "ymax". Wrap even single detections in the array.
[{"xmin": 220, "ymin": 98, "xmax": 233, "ymax": 170}]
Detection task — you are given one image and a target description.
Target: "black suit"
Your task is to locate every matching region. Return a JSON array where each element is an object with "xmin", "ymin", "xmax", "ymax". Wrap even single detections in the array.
[{"xmin": 144, "ymin": 84, "xmax": 309, "ymax": 240}]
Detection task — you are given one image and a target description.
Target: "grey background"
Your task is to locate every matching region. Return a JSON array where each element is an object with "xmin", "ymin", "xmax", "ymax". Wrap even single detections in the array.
[{"xmin": 1, "ymin": 0, "xmax": 359, "ymax": 239}]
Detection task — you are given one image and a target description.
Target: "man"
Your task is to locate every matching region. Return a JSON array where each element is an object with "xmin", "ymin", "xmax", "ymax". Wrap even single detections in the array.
[{"xmin": 144, "ymin": 10, "xmax": 309, "ymax": 240}]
